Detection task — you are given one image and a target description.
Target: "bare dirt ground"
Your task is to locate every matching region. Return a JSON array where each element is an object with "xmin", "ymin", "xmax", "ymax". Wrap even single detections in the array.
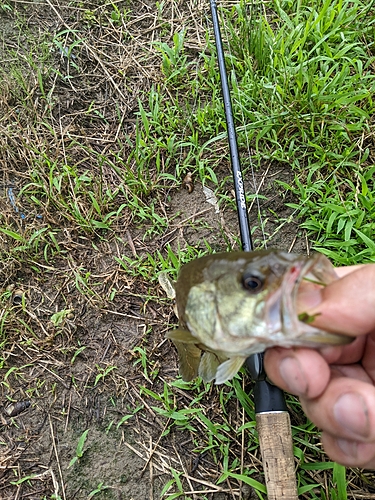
[
  {"xmin": 1, "ymin": 1, "xmax": 373, "ymax": 499},
  {"xmin": 0, "ymin": 174, "xmax": 303, "ymax": 500}
]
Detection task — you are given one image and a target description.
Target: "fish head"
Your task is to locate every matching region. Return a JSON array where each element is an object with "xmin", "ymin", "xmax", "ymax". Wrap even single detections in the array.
[{"xmin": 175, "ymin": 250, "xmax": 344, "ymax": 358}]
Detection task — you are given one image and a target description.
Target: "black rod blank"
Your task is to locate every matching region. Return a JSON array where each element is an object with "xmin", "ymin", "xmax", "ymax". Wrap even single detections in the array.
[
  {"xmin": 209, "ymin": 0, "xmax": 286, "ymax": 412},
  {"xmin": 209, "ymin": 0, "xmax": 253, "ymax": 252}
]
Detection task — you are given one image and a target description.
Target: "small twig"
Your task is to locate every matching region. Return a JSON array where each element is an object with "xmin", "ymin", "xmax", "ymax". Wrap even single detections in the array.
[
  {"xmin": 64, "ymin": 393, "xmax": 72, "ymax": 433},
  {"xmin": 149, "ymin": 436, "xmax": 154, "ymax": 500},
  {"xmin": 183, "ymin": 473, "xmax": 233, "ymax": 492},
  {"xmin": 181, "ymin": 488, "xmax": 240, "ymax": 496},
  {"xmin": 248, "ymin": 163, "xmax": 271, "ymax": 214},
  {"xmin": 288, "ymin": 233, "xmax": 298, "ymax": 253},
  {"xmin": 100, "ymin": 340, "xmax": 112, "ymax": 362},
  {"xmin": 125, "ymin": 229, "xmax": 138, "ymax": 257},
  {"xmin": 49, "ymin": 414, "xmax": 67, "ymax": 500},
  {"xmin": 140, "ymin": 418, "xmax": 171, "ymax": 475},
  {"xmin": 305, "ymin": 230, "xmax": 310, "ymax": 256},
  {"xmin": 173, "ymin": 443, "xmax": 198, "ymax": 500}
]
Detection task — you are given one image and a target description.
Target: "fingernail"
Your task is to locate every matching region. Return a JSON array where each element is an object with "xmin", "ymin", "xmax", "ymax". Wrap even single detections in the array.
[
  {"xmin": 279, "ymin": 357, "xmax": 307, "ymax": 395},
  {"xmin": 337, "ymin": 438, "xmax": 358, "ymax": 458},
  {"xmin": 333, "ymin": 393, "xmax": 369, "ymax": 437}
]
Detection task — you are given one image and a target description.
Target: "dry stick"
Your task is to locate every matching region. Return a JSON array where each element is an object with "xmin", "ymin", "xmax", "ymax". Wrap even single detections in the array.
[
  {"xmin": 172, "ymin": 443, "xmax": 198, "ymax": 500},
  {"xmin": 288, "ymin": 233, "xmax": 298, "ymax": 253},
  {"xmin": 183, "ymin": 488, "xmax": 239, "ymax": 496},
  {"xmin": 148, "ymin": 435, "xmax": 154, "ymax": 500},
  {"xmin": 140, "ymin": 419, "xmax": 171, "ymax": 476},
  {"xmin": 49, "ymin": 468, "xmax": 61, "ymax": 498},
  {"xmin": 14, "ymin": 474, "xmax": 21, "ymax": 500},
  {"xmin": 247, "ymin": 163, "xmax": 271, "ymax": 214},
  {"xmin": 125, "ymin": 229, "xmax": 138, "ymax": 257},
  {"xmin": 64, "ymin": 392, "xmax": 72, "ymax": 433},
  {"xmin": 49, "ymin": 414, "xmax": 67, "ymax": 500},
  {"xmin": 182, "ymin": 474, "xmax": 237, "ymax": 494}
]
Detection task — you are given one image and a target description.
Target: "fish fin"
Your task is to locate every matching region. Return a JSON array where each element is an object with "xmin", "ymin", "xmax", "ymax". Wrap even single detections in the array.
[
  {"xmin": 158, "ymin": 272, "xmax": 176, "ymax": 299},
  {"xmin": 198, "ymin": 352, "xmax": 221, "ymax": 382},
  {"xmin": 166, "ymin": 328, "xmax": 197, "ymax": 343},
  {"xmin": 172, "ymin": 340, "xmax": 201, "ymax": 382},
  {"xmin": 302, "ymin": 332, "xmax": 353, "ymax": 346},
  {"xmin": 214, "ymin": 356, "xmax": 246, "ymax": 385}
]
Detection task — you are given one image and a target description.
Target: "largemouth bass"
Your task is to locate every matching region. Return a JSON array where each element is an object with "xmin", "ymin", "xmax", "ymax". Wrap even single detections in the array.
[{"xmin": 166, "ymin": 250, "xmax": 351, "ymax": 384}]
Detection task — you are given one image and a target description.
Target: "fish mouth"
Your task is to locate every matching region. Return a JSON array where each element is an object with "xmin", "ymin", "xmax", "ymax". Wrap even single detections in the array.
[{"xmin": 263, "ymin": 254, "xmax": 337, "ymax": 339}]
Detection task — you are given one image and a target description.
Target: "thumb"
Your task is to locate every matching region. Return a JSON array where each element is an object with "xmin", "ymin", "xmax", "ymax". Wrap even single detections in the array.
[{"xmin": 297, "ymin": 264, "xmax": 375, "ymax": 336}]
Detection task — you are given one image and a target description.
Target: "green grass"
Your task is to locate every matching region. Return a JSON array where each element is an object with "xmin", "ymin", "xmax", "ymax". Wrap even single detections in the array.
[
  {"xmin": 223, "ymin": 0, "xmax": 375, "ymax": 264},
  {"xmin": 68, "ymin": 429, "xmax": 90, "ymax": 468},
  {"xmin": 136, "ymin": 376, "xmax": 351, "ymax": 499},
  {"xmin": 131, "ymin": 0, "xmax": 375, "ymax": 496},
  {"xmin": 131, "ymin": 0, "xmax": 375, "ymax": 262}
]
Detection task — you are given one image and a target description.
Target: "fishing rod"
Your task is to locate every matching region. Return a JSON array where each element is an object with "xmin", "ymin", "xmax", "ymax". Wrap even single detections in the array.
[{"xmin": 209, "ymin": 2, "xmax": 298, "ymax": 498}]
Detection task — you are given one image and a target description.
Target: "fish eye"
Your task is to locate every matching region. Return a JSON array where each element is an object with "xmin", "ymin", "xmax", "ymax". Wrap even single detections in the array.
[{"xmin": 241, "ymin": 273, "xmax": 264, "ymax": 294}]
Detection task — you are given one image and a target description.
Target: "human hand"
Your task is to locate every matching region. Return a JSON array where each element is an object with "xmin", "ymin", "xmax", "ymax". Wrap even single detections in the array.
[{"xmin": 264, "ymin": 264, "xmax": 375, "ymax": 468}]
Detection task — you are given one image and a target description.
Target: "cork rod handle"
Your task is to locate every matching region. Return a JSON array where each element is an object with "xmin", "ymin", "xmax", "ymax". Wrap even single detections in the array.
[{"xmin": 256, "ymin": 411, "xmax": 299, "ymax": 500}]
